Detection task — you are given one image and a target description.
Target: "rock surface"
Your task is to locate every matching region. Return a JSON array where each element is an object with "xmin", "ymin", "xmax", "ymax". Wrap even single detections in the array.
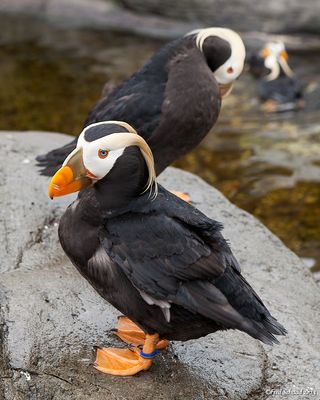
[
  {"xmin": 0, "ymin": 131, "xmax": 319, "ymax": 399},
  {"xmin": 120, "ymin": 0, "xmax": 320, "ymax": 34},
  {"xmin": 1, "ymin": 0, "xmax": 320, "ymax": 41},
  {"xmin": 0, "ymin": 0, "xmax": 198, "ymax": 40},
  {"xmin": 1, "ymin": 0, "xmax": 320, "ymax": 50}
]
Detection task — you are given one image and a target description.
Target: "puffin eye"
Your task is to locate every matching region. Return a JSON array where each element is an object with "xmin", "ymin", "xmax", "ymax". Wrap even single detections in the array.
[
  {"xmin": 98, "ymin": 149, "xmax": 109, "ymax": 159},
  {"xmin": 227, "ymin": 66, "xmax": 234, "ymax": 74}
]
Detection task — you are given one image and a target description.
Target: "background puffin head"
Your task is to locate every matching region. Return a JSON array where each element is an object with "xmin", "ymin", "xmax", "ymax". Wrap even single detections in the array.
[
  {"xmin": 48, "ymin": 121, "xmax": 157, "ymax": 204},
  {"xmin": 188, "ymin": 27, "xmax": 246, "ymax": 97},
  {"xmin": 248, "ymin": 41, "xmax": 294, "ymax": 80}
]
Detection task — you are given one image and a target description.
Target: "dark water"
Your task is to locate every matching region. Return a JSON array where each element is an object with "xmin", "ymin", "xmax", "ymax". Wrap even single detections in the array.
[{"xmin": 1, "ymin": 15, "xmax": 319, "ymax": 275}]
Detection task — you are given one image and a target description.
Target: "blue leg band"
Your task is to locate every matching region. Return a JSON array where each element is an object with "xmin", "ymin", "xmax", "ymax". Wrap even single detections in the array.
[{"xmin": 140, "ymin": 349, "xmax": 159, "ymax": 359}]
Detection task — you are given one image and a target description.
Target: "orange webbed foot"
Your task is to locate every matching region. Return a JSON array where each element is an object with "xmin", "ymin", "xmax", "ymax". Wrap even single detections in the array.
[
  {"xmin": 94, "ymin": 333, "xmax": 160, "ymax": 376},
  {"xmin": 114, "ymin": 316, "xmax": 169, "ymax": 350},
  {"xmin": 94, "ymin": 347, "xmax": 152, "ymax": 376},
  {"xmin": 171, "ymin": 191, "xmax": 192, "ymax": 203},
  {"xmin": 260, "ymin": 99, "xmax": 278, "ymax": 113}
]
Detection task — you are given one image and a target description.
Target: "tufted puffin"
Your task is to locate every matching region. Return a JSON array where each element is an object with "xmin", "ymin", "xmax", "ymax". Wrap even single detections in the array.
[
  {"xmin": 48, "ymin": 121, "xmax": 286, "ymax": 376},
  {"xmin": 247, "ymin": 41, "xmax": 304, "ymax": 112},
  {"xmin": 37, "ymin": 27, "xmax": 245, "ymax": 179}
]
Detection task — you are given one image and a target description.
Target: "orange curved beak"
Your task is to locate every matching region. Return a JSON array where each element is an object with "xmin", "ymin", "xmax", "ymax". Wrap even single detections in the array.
[
  {"xmin": 280, "ymin": 50, "xmax": 289, "ymax": 61},
  {"xmin": 48, "ymin": 147, "xmax": 92, "ymax": 198},
  {"xmin": 48, "ymin": 166, "xmax": 91, "ymax": 198},
  {"xmin": 260, "ymin": 47, "xmax": 271, "ymax": 59}
]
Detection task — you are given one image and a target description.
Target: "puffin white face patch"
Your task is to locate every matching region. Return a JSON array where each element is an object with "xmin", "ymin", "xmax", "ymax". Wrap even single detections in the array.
[
  {"xmin": 194, "ymin": 27, "xmax": 246, "ymax": 85},
  {"xmin": 261, "ymin": 41, "xmax": 294, "ymax": 79},
  {"xmin": 82, "ymin": 141, "xmax": 125, "ymax": 180},
  {"xmin": 263, "ymin": 41, "xmax": 285, "ymax": 59},
  {"xmin": 264, "ymin": 55, "xmax": 280, "ymax": 81},
  {"xmin": 74, "ymin": 122, "xmax": 158, "ymax": 195}
]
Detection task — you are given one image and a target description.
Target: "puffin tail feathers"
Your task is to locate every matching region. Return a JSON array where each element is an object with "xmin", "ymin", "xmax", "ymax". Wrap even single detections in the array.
[
  {"xmin": 214, "ymin": 266, "xmax": 287, "ymax": 345},
  {"xmin": 175, "ymin": 277, "xmax": 287, "ymax": 346},
  {"xmin": 242, "ymin": 314, "xmax": 287, "ymax": 346}
]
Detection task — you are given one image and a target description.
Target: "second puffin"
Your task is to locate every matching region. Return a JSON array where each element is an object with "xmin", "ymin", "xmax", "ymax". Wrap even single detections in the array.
[
  {"xmin": 49, "ymin": 121, "xmax": 286, "ymax": 376},
  {"xmin": 37, "ymin": 28, "xmax": 245, "ymax": 177}
]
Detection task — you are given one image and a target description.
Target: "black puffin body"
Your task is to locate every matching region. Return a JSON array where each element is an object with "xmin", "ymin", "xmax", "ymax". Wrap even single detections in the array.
[
  {"xmin": 60, "ymin": 184, "xmax": 285, "ymax": 343},
  {"xmin": 257, "ymin": 73, "xmax": 303, "ymax": 111},
  {"xmin": 37, "ymin": 28, "xmax": 245, "ymax": 176},
  {"xmin": 51, "ymin": 123, "xmax": 286, "ymax": 346}
]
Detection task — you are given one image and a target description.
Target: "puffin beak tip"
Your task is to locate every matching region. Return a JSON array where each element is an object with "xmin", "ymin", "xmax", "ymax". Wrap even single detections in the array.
[{"xmin": 48, "ymin": 165, "xmax": 92, "ymax": 198}]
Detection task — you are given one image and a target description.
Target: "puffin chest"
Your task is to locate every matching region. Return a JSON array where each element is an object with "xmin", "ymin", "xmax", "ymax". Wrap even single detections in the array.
[
  {"xmin": 59, "ymin": 201, "xmax": 100, "ymax": 266},
  {"xmin": 165, "ymin": 55, "xmax": 220, "ymax": 143}
]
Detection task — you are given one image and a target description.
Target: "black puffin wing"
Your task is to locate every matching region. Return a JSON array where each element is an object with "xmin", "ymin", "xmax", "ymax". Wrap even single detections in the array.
[
  {"xmin": 100, "ymin": 209, "xmax": 253, "ymax": 331},
  {"xmin": 291, "ymin": 77, "xmax": 303, "ymax": 99},
  {"xmin": 84, "ymin": 78, "xmax": 165, "ymax": 141},
  {"xmin": 152, "ymin": 189, "xmax": 241, "ymax": 273},
  {"xmin": 99, "ymin": 191, "xmax": 285, "ymax": 342},
  {"xmin": 36, "ymin": 137, "xmax": 78, "ymax": 176},
  {"xmin": 101, "ymin": 192, "xmax": 240, "ymax": 301}
]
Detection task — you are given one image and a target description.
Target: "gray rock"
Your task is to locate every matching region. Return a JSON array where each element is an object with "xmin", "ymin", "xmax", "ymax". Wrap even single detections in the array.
[
  {"xmin": 0, "ymin": 131, "xmax": 319, "ymax": 399},
  {"xmin": 1, "ymin": 0, "xmax": 320, "ymax": 48},
  {"xmin": 120, "ymin": 0, "xmax": 320, "ymax": 34},
  {"xmin": 0, "ymin": 0, "xmax": 198, "ymax": 40},
  {"xmin": 3, "ymin": 0, "xmax": 318, "ymax": 36}
]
